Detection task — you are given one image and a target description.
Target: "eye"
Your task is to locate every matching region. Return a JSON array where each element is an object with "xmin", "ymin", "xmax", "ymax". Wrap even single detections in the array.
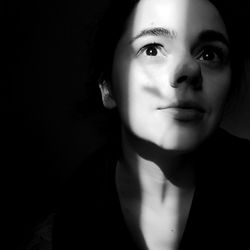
[
  {"xmin": 197, "ymin": 46, "xmax": 224, "ymax": 63},
  {"xmin": 138, "ymin": 43, "xmax": 164, "ymax": 57}
]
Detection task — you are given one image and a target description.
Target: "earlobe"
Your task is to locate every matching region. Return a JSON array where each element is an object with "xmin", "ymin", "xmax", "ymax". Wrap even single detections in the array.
[{"xmin": 99, "ymin": 80, "xmax": 117, "ymax": 109}]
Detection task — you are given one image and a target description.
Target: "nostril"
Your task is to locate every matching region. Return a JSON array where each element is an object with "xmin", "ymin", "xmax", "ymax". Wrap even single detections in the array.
[
  {"xmin": 170, "ymin": 75, "xmax": 188, "ymax": 88},
  {"xmin": 177, "ymin": 75, "xmax": 188, "ymax": 83}
]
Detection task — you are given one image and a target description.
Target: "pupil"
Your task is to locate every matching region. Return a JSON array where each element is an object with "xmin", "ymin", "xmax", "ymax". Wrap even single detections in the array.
[
  {"xmin": 204, "ymin": 51, "xmax": 214, "ymax": 60},
  {"xmin": 146, "ymin": 47, "xmax": 157, "ymax": 56}
]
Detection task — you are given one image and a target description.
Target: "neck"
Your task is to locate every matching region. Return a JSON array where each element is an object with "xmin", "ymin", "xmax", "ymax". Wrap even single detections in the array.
[{"xmin": 116, "ymin": 127, "xmax": 197, "ymax": 204}]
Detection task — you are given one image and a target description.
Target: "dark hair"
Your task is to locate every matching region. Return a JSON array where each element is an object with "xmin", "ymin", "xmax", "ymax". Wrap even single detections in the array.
[
  {"xmin": 209, "ymin": 0, "xmax": 249, "ymax": 105},
  {"xmin": 90, "ymin": 0, "xmax": 139, "ymax": 84},
  {"xmin": 86, "ymin": 0, "xmax": 140, "ymax": 149}
]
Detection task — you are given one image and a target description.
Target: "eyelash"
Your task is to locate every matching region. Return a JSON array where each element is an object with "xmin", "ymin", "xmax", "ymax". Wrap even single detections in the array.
[
  {"xmin": 137, "ymin": 43, "xmax": 228, "ymax": 66},
  {"xmin": 137, "ymin": 43, "xmax": 164, "ymax": 56},
  {"xmin": 196, "ymin": 45, "xmax": 226, "ymax": 64}
]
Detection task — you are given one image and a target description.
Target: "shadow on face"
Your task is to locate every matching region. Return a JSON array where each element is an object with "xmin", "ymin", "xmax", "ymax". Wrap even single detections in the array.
[{"xmin": 109, "ymin": 0, "xmax": 231, "ymax": 152}]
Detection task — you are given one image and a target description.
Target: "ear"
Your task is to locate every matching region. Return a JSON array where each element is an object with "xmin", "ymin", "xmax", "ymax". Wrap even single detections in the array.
[{"xmin": 99, "ymin": 80, "xmax": 117, "ymax": 109}]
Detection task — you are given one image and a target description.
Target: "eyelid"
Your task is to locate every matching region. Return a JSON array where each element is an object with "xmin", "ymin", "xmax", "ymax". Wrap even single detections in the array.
[
  {"xmin": 193, "ymin": 40, "xmax": 229, "ymax": 54},
  {"xmin": 200, "ymin": 46, "xmax": 223, "ymax": 58},
  {"xmin": 196, "ymin": 44, "xmax": 229, "ymax": 63},
  {"xmin": 137, "ymin": 43, "xmax": 165, "ymax": 56}
]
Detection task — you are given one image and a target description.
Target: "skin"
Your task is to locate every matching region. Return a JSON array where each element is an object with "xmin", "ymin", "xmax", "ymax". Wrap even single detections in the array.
[
  {"xmin": 100, "ymin": 0, "xmax": 231, "ymax": 249},
  {"xmin": 111, "ymin": 0, "xmax": 231, "ymax": 151}
]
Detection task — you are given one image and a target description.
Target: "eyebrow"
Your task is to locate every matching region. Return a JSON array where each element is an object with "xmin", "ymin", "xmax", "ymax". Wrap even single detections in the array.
[
  {"xmin": 197, "ymin": 29, "xmax": 230, "ymax": 47},
  {"xmin": 130, "ymin": 27, "xmax": 177, "ymax": 43},
  {"xmin": 130, "ymin": 28, "xmax": 230, "ymax": 48}
]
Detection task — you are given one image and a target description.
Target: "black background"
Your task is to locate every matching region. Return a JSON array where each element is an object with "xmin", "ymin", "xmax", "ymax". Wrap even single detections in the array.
[{"xmin": 2, "ymin": 1, "xmax": 250, "ymax": 249}]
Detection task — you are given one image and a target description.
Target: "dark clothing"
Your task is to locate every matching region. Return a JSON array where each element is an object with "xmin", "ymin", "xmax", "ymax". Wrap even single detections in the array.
[{"xmin": 28, "ymin": 129, "xmax": 250, "ymax": 250}]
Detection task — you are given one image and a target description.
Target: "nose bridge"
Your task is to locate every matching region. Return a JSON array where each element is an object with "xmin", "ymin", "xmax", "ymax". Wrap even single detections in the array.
[{"xmin": 170, "ymin": 50, "xmax": 201, "ymax": 89}]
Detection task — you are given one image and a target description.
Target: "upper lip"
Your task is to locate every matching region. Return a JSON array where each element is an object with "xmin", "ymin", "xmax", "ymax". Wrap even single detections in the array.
[{"xmin": 159, "ymin": 100, "xmax": 206, "ymax": 113}]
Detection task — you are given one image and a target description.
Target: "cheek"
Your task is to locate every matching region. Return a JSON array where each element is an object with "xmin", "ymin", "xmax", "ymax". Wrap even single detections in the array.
[
  {"xmin": 112, "ymin": 58, "xmax": 163, "ymax": 139},
  {"xmin": 112, "ymin": 58, "xmax": 151, "ymax": 114},
  {"xmin": 112, "ymin": 59, "xmax": 136, "ymax": 105},
  {"xmin": 112, "ymin": 58, "xmax": 139, "ymax": 127},
  {"xmin": 204, "ymin": 68, "xmax": 231, "ymax": 115}
]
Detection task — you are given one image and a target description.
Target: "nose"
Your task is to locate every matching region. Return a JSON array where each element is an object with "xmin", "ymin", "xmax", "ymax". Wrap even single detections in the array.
[{"xmin": 169, "ymin": 54, "xmax": 202, "ymax": 90}]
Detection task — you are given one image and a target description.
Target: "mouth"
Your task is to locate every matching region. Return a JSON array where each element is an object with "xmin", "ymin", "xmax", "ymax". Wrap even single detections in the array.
[{"xmin": 158, "ymin": 101, "xmax": 206, "ymax": 122}]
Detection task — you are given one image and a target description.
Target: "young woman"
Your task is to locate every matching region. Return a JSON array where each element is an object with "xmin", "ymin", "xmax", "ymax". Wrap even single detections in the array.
[{"xmin": 27, "ymin": 0, "xmax": 250, "ymax": 250}]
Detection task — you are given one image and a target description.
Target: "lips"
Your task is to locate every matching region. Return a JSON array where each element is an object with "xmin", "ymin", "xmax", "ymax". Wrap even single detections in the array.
[{"xmin": 158, "ymin": 101, "xmax": 206, "ymax": 121}]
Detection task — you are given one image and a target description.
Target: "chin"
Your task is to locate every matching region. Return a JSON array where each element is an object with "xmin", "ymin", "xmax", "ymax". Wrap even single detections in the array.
[
  {"xmin": 157, "ymin": 138, "xmax": 201, "ymax": 152},
  {"xmin": 153, "ymin": 126, "xmax": 209, "ymax": 152}
]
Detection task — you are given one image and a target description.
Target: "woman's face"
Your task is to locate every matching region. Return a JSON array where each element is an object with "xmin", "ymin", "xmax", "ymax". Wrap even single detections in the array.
[{"xmin": 111, "ymin": 0, "xmax": 231, "ymax": 151}]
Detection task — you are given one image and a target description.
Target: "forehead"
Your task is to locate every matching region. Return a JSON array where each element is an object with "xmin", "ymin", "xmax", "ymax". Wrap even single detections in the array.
[{"xmin": 125, "ymin": 0, "xmax": 228, "ymax": 41}]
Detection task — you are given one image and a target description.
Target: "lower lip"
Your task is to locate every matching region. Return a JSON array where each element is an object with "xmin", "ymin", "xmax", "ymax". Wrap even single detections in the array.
[{"xmin": 161, "ymin": 108, "xmax": 205, "ymax": 122}]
